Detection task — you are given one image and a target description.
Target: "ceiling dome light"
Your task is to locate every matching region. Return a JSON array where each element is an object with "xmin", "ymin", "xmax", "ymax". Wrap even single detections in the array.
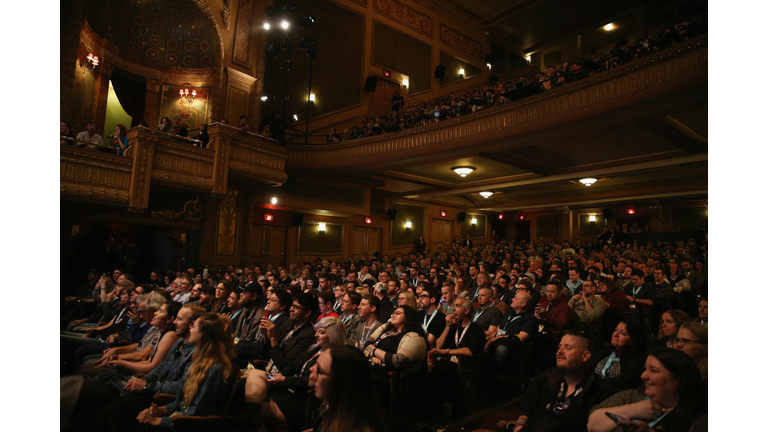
[
  {"xmin": 603, "ymin": 23, "xmax": 614, "ymax": 31},
  {"xmin": 579, "ymin": 178, "xmax": 597, "ymax": 187},
  {"xmin": 479, "ymin": 191, "xmax": 494, "ymax": 198},
  {"xmin": 452, "ymin": 166, "xmax": 475, "ymax": 177}
]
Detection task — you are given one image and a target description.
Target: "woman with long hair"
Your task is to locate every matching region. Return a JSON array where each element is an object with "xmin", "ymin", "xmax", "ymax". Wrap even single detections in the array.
[
  {"xmin": 136, "ymin": 313, "xmax": 239, "ymax": 428},
  {"xmin": 310, "ymin": 345, "xmax": 388, "ymax": 432},
  {"xmin": 657, "ymin": 309, "xmax": 690, "ymax": 348},
  {"xmin": 212, "ymin": 280, "xmax": 232, "ymax": 314},
  {"xmin": 673, "ymin": 321, "xmax": 707, "ymax": 381},
  {"xmin": 112, "ymin": 123, "xmax": 129, "ymax": 155},
  {"xmin": 240, "ymin": 317, "xmax": 347, "ymax": 430},
  {"xmin": 363, "ymin": 305, "xmax": 426, "ymax": 374},
  {"xmin": 587, "ymin": 348, "xmax": 706, "ymax": 432},
  {"xmin": 157, "ymin": 116, "xmax": 172, "ymax": 133}
]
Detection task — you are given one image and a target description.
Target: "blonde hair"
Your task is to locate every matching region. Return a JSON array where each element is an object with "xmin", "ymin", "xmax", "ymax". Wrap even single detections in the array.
[
  {"xmin": 183, "ymin": 313, "xmax": 238, "ymax": 405},
  {"xmin": 399, "ymin": 291, "xmax": 417, "ymax": 309}
]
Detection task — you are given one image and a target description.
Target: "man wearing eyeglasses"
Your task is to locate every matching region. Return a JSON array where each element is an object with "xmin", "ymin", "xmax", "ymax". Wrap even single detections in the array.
[
  {"xmin": 236, "ymin": 289, "xmax": 291, "ymax": 364},
  {"xmin": 264, "ymin": 292, "xmax": 318, "ymax": 374},
  {"xmin": 501, "ymin": 331, "xmax": 611, "ymax": 432},
  {"xmin": 417, "ymin": 288, "xmax": 446, "ymax": 348},
  {"xmin": 331, "ymin": 285, "xmax": 346, "ymax": 314},
  {"xmin": 567, "ymin": 280, "xmax": 607, "ymax": 324},
  {"xmin": 339, "ymin": 291, "xmax": 363, "ymax": 346}
]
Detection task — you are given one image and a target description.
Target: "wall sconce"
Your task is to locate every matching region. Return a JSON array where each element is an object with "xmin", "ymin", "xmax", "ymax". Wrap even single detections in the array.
[
  {"xmin": 402, "ymin": 78, "xmax": 409, "ymax": 88},
  {"xmin": 179, "ymin": 85, "xmax": 196, "ymax": 105},
  {"xmin": 261, "ymin": 96, "xmax": 268, "ymax": 102},
  {"xmin": 471, "ymin": 217, "xmax": 477, "ymax": 225},
  {"xmin": 459, "ymin": 68, "xmax": 465, "ymax": 78},
  {"xmin": 405, "ymin": 221, "xmax": 412, "ymax": 229},
  {"xmin": 318, "ymin": 222, "xmax": 326, "ymax": 232},
  {"xmin": 603, "ymin": 23, "xmax": 615, "ymax": 31},
  {"xmin": 525, "ymin": 54, "xmax": 531, "ymax": 63},
  {"xmin": 486, "ymin": 63, "xmax": 492, "ymax": 69},
  {"xmin": 308, "ymin": 93, "xmax": 316, "ymax": 102},
  {"xmin": 293, "ymin": 114, "xmax": 299, "ymax": 121},
  {"xmin": 264, "ymin": 213, "xmax": 274, "ymax": 221},
  {"xmin": 81, "ymin": 52, "xmax": 99, "ymax": 74},
  {"xmin": 589, "ymin": 214, "xmax": 596, "ymax": 223}
]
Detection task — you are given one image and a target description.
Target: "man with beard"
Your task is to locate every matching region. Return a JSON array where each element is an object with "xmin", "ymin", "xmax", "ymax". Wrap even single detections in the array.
[
  {"xmin": 233, "ymin": 284, "xmax": 266, "ymax": 365},
  {"xmin": 339, "ymin": 291, "xmax": 363, "ymax": 346},
  {"xmin": 417, "ymin": 288, "xmax": 446, "ymax": 348},
  {"xmin": 500, "ymin": 331, "xmax": 611, "ymax": 431},
  {"xmin": 262, "ymin": 292, "xmax": 318, "ymax": 374}
]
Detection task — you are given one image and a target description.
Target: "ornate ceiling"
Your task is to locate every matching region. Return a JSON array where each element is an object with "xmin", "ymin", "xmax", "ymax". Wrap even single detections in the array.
[{"xmin": 85, "ymin": 0, "xmax": 218, "ymax": 69}]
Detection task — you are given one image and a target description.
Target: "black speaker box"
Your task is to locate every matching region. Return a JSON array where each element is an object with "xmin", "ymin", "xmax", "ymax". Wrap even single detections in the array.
[
  {"xmin": 364, "ymin": 76, "xmax": 378, "ymax": 92},
  {"xmin": 386, "ymin": 209, "xmax": 398, "ymax": 220},
  {"xmin": 457, "ymin": 212, "xmax": 467, "ymax": 222},
  {"xmin": 292, "ymin": 213, "xmax": 305, "ymax": 226},
  {"xmin": 434, "ymin": 65, "xmax": 446, "ymax": 79}
]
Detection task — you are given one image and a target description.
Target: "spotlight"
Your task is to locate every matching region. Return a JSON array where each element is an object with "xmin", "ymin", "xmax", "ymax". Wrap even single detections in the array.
[
  {"xmin": 280, "ymin": 20, "xmax": 290, "ymax": 30},
  {"xmin": 402, "ymin": 78, "xmax": 409, "ymax": 88},
  {"xmin": 293, "ymin": 114, "xmax": 298, "ymax": 121},
  {"xmin": 308, "ymin": 93, "xmax": 315, "ymax": 102},
  {"xmin": 263, "ymin": 22, "xmax": 271, "ymax": 30},
  {"xmin": 603, "ymin": 23, "xmax": 614, "ymax": 31},
  {"xmin": 261, "ymin": 96, "xmax": 268, "ymax": 102},
  {"xmin": 270, "ymin": 197, "xmax": 278, "ymax": 205},
  {"xmin": 486, "ymin": 63, "xmax": 492, "ymax": 68}
]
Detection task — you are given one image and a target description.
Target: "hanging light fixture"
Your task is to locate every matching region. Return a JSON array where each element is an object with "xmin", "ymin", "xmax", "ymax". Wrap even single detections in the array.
[
  {"xmin": 452, "ymin": 166, "xmax": 475, "ymax": 177},
  {"xmin": 479, "ymin": 191, "xmax": 494, "ymax": 198},
  {"xmin": 179, "ymin": 83, "xmax": 196, "ymax": 105},
  {"xmin": 579, "ymin": 178, "xmax": 597, "ymax": 187}
]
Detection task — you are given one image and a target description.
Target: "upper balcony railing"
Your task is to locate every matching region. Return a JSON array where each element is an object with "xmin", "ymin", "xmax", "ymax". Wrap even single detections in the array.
[
  {"xmin": 61, "ymin": 124, "xmax": 287, "ymax": 210},
  {"xmin": 285, "ymin": 35, "xmax": 707, "ymax": 170}
]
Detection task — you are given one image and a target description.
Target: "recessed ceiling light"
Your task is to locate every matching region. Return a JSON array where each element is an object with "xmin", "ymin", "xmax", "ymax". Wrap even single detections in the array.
[
  {"xmin": 603, "ymin": 23, "xmax": 614, "ymax": 31},
  {"xmin": 452, "ymin": 166, "xmax": 475, "ymax": 177},
  {"xmin": 579, "ymin": 178, "xmax": 597, "ymax": 187},
  {"xmin": 479, "ymin": 191, "xmax": 494, "ymax": 198}
]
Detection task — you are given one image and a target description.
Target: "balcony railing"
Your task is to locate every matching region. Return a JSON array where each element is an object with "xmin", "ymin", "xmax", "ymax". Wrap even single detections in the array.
[{"xmin": 61, "ymin": 124, "xmax": 287, "ymax": 210}]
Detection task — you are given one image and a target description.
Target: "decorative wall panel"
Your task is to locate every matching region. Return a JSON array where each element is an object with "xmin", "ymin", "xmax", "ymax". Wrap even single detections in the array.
[
  {"xmin": 390, "ymin": 202, "xmax": 424, "ymax": 248},
  {"xmin": 231, "ymin": 0, "xmax": 254, "ymax": 68},
  {"xmin": 440, "ymin": 24, "xmax": 481, "ymax": 60},
  {"xmin": 159, "ymin": 84, "xmax": 210, "ymax": 130},
  {"xmin": 227, "ymin": 87, "xmax": 248, "ymax": 121},
  {"xmin": 216, "ymin": 187, "xmax": 238, "ymax": 255},
  {"xmin": 297, "ymin": 221, "xmax": 345, "ymax": 255},
  {"xmin": 374, "ymin": 0, "xmax": 432, "ymax": 37}
]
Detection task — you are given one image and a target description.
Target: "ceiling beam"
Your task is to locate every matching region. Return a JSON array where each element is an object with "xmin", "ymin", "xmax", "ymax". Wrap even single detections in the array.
[
  {"xmin": 478, "ymin": 151, "xmax": 555, "ymax": 176},
  {"xmin": 637, "ymin": 115, "xmax": 708, "ymax": 154},
  {"xmin": 408, "ymin": 154, "xmax": 708, "ymax": 198},
  {"xmin": 477, "ymin": 189, "xmax": 708, "ymax": 212}
]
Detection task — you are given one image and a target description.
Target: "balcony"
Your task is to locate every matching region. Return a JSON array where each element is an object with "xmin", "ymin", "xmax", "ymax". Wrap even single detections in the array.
[{"xmin": 60, "ymin": 125, "xmax": 287, "ymax": 210}]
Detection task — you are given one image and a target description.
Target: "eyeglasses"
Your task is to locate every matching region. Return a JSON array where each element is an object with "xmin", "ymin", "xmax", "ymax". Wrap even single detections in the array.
[
  {"xmin": 417, "ymin": 294, "xmax": 430, "ymax": 299},
  {"xmin": 290, "ymin": 304, "xmax": 305, "ymax": 310},
  {"xmin": 671, "ymin": 337, "xmax": 703, "ymax": 346}
]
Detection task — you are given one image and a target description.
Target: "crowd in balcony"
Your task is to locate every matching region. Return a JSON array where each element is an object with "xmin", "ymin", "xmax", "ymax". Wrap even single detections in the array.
[
  {"xmin": 61, "ymin": 233, "xmax": 707, "ymax": 432},
  {"xmin": 325, "ymin": 14, "xmax": 707, "ymax": 143}
]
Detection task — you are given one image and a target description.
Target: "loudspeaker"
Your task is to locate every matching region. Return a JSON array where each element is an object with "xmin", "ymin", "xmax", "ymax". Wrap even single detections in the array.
[
  {"xmin": 603, "ymin": 208, "xmax": 613, "ymax": 219},
  {"xmin": 364, "ymin": 76, "xmax": 378, "ymax": 92},
  {"xmin": 386, "ymin": 209, "xmax": 398, "ymax": 220},
  {"xmin": 434, "ymin": 65, "xmax": 446, "ymax": 79},
  {"xmin": 292, "ymin": 213, "xmax": 305, "ymax": 226},
  {"xmin": 457, "ymin": 212, "xmax": 467, "ymax": 222}
]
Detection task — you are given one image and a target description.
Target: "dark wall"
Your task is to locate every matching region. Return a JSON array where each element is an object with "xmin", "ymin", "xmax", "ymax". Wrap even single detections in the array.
[
  {"xmin": 460, "ymin": 213, "xmax": 487, "ymax": 239},
  {"xmin": 373, "ymin": 21, "xmax": 432, "ymax": 93},
  {"xmin": 297, "ymin": 221, "xmax": 345, "ymax": 255},
  {"xmin": 439, "ymin": 51, "xmax": 482, "ymax": 85},
  {"xmin": 390, "ymin": 203, "xmax": 425, "ymax": 248}
]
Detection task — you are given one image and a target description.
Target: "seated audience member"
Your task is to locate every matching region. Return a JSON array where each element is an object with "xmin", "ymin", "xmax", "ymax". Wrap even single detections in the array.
[
  {"xmin": 398, "ymin": 290, "xmax": 417, "ymax": 309},
  {"xmin": 440, "ymin": 280, "xmax": 458, "ymax": 315},
  {"xmin": 309, "ymin": 345, "xmax": 388, "ymax": 432},
  {"xmin": 263, "ymin": 292, "xmax": 318, "ymax": 374},
  {"xmin": 170, "ymin": 114, "xmax": 188, "ymax": 137},
  {"xmin": 694, "ymin": 297, "xmax": 707, "ymax": 325},
  {"xmin": 212, "ymin": 280, "xmax": 232, "ymax": 314},
  {"xmin": 514, "ymin": 279, "xmax": 541, "ymax": 309},
  {"xmin": 490, "ymin": 284, "xmax": 510, "ymax": 315},
  {"xmin": 593, "ymin": 320, "xmax": 647, "ymax": 391},
  {"xmin": 238, "ymin": 115, "xmax": 251, "ymax": 132},
  {"xmin": 536, "ymin": 279, "xmax": 572, "ymax": 335},
  {"xmin": 417, "ymin": 287, "xmax": 447, "ymax": 348},
  {"xmin": 196, "ymin": 123, "xmax": 209, "ymax": 147},
  {"xmin": 316, "ymin": 290, "xmax": 340, "ymax": 322},
  {"xmin": 363, "ymin": 305, "xmax": 427, "ymax": 375},
  {"xmin": 624, "ymin": 269, "xmax": 655, "ymax": 335},
  {"xmin": 354, "ymin": 295, "xmax": 384, "ymax": 349},
  {"xmin": 112, "ymin": 123, "xmax": 129, "ymax": 155},
  {"xmin": 75, "ymin": 120, "xmax": 103, "ymax": 148},
  {"xmin": 226, "ymin": 290, "xmax": 242, "ymax": 325},
  {"xmin": 500, "ymin": 330, "xmax": 613, "ymax": 432},
  {"xmin": 332, "ymin": 284, "xmax": 346, "ymax": 314},
  {"xmin": 198, "ymin": 284, "xmax": 215, "ymax": 312},
  {"xmin": 172, "ymin": 276, "xmax": 193, "ymax": 304},
  {"xmin": 136, "ymin": 313, "xmax": 239, "ymax": 429},
  {"xmin": 568, "ymin": 279, "xmax": 607, "ymax": 324},
  {"xmin": 339, "ymin": 291, "xmax": 363, "ymax": 346},
  {"xmin": 61, "ymin": 120, "xmax": 75, "ymax": 144},
  {"xmin": 587, "ymin": 348, "xmax": 705, "ymax": 432},
  {"xmin": 240, "ymin": 317, "xmax": 346, "ymax": 430},
  {"xmin": 657, "ymin": 309, "xmax": 691, "ymax": 348},
  {"xmin": 473, "ymin": 286, "xmax": 504, "ymax": 339},
  {"xmin": 157, "ymin": 116, "xmax": 172, "ymax": 133},
  {"xmin": 673, "ymin": 321, "xmax": 707, "ymax": 381},
  {"xmin": 486, "ymin": 291, "xmax": 537, "ymax": 377}
]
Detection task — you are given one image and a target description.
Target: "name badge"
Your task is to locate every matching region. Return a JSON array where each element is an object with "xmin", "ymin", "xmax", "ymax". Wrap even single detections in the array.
[
  {"xmin": 450, "ymin": 355, "xmax": 459, "ymax": 364},
  {"xmin": 629, "ymin": 304, "xmax": 637, "ymax": 309},
  {"xmin": 497, "ymin": 329, "xmax": 507, "ymax": 336}
]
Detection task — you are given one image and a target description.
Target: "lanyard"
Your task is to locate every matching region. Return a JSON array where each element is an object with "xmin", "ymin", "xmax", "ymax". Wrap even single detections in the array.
[
  {"xmin": 361, "ymin": 322, "xmax": 377, "ymax": 343},
  {"xmin": 600, "ymin": 351, "xmax": 620, "ymax": 378},
  {"xmin": 473, "ymin": 307, "xmax": 486, "ymax": 322},
  {"xmin": 341, "ymin": 313, "xmax": 354, "ymax": 326},
  {"xmin": 422, "ymin": 310, "xmax": 438, "ymax": 333},
  {"xmin": 632, "ymin": 285, "xmax": 642, "ymax": 298},
  {"xmin": 637, "ymin": 397, "xmax": 672, "ymax": 427},
  {"xmin": 454, "ymin": 324, "xmax": 470, "ymax": 347}
]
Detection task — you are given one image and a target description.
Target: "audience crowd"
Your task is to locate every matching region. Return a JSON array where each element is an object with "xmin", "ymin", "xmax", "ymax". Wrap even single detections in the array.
[
  {"xmin": 61, "ymin": 232, "xmax": 708, "ymax": 431},
  {"xmin": 324, "ymin": 14, "xmax": 706, "ymax": 143}
]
